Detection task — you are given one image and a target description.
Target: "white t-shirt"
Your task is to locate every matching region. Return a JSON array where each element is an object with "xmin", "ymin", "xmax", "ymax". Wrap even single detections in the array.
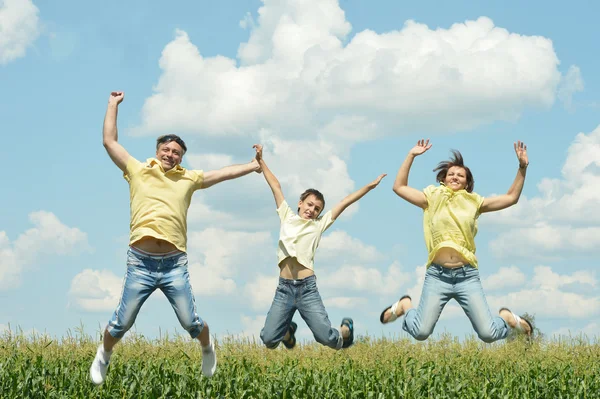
[{"xmin": 276, "ymin": 200, "xmax": 335, "ymax": 270}]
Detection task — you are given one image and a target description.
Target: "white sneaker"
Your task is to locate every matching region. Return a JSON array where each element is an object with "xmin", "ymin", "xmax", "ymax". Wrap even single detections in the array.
[
  {"xmin": 90, "ymin": 345, "xmax": 110, "ymax": 385},
  {"xmin": 201, "ymin": 341, "xmax": 217, "ymax": 377}
]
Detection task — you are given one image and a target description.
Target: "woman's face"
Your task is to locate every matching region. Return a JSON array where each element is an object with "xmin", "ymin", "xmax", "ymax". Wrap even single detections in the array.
[{"xmin": 444, "ymin": 166, "xmax": 468, "ymax": 191}]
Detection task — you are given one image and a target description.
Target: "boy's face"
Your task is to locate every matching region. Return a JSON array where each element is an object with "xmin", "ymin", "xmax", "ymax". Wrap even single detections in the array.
[{"xmin": 298, "ymin": 194, "xmax": 324, "ymax": 220}]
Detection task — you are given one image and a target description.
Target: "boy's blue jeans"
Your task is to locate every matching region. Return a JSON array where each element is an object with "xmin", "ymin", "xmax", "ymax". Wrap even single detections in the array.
[{"xmin": 260, "ymin": 275, "xmax": 343, "ymax": 349}]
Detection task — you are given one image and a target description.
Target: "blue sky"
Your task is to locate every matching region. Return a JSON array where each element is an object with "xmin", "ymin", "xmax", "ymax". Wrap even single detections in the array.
[{"xmin": 1, "ymin": 0, "xmax": 599, "ymax": 343}]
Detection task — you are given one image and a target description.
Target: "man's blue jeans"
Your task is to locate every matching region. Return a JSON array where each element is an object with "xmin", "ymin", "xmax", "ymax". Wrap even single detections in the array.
[{"xmin": 106, "ymin": 248, "xmax": 204, "ymax": 339}]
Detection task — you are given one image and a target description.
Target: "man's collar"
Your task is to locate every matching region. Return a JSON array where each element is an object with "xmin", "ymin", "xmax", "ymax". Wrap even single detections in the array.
[{"xmin": 147, "ymin": 158, "xmax": 185, "ymax": 173}]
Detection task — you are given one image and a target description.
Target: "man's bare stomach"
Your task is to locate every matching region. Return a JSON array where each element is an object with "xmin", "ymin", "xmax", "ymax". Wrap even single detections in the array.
[
  {"xmin": 279, "ymin": 257, "xmax": 314, "ymax": 280},
  {"xmin": 132, "ymin": 236, "xmax": 180, "ymax": 254},
  {"xmin": 432, "ymin": 247, "xmax": 469, "ymax": 268}
]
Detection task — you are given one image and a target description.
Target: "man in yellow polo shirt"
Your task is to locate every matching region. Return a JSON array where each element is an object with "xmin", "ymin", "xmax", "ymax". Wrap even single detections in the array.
[{"xmin": 90, "ymin": 91, "xmax": 261, "ymax": 385}]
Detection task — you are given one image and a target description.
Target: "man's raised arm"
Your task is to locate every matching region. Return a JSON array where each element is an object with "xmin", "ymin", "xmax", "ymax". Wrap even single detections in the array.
[{"xmin": 103, "ymin": 91, "xmax": 131, "ymax": 172}]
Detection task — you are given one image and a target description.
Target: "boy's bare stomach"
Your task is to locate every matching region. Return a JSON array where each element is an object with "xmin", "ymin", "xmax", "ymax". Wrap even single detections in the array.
[
  {"xmin": 432, "ymin": 247, "xmax": 469, "ymax": 268},
  {"xmin": 133, "ymin": 236, "xmax": 179, "ymax": 254},
  {"xmin": 279, "ymin": 257, "xmax": 315, "ymax": 280}
]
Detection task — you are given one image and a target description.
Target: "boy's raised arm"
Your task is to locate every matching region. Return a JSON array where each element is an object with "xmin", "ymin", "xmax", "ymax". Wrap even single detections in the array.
[
  {"xmin": 254, "ymin": 144, "xmax": 285, "ymax": 208},
  {"xmin": 331, "ymin": 174, "xmax": 386, "ymax": 220}
]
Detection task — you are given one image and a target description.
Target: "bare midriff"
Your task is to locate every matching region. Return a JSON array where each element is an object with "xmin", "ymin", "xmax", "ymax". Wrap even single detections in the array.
[
  {"xmin": 278, "ymin": 257, "xmax": 315, "ymax": 280},
  {"xmin": 132, "ymin": 236, "xmax": 180, "ymax": 254},
  {"xmin": 431, "ymin": 247, "xmax": 469, "ymax": 268}
]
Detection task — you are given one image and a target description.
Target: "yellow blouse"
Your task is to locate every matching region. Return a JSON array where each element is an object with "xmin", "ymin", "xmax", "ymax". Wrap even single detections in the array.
[{"xmin": 422, "ymin": 184, "xmax": 484, "ymax": 268}]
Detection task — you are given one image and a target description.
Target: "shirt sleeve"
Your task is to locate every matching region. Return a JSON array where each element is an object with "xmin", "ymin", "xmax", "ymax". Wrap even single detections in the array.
[
  {"xmin": 190, "ymin": 170, "xmax": 205, "ymax": 190},
  {"xmin": 277, "ymin": 200, "xmax": 293, "ymax": 222},
  {"xmin": 423, "ymin": 185, "xmax": 439, "ymax": 208},
  {"xmin": 318, "ymin": 210, "xmax": 335, "ymax": 233},
  {"xmin": 123, "ymin": 157, "xmax": 143, "ymax": 182},
  {"xmin": 473, "ymin": 192, "xmax": 485, "ymax": 216}
]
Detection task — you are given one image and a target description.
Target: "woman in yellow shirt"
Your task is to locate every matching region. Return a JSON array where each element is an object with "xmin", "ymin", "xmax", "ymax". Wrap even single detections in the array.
[{"xmin": 380, "ymin": 139, "xmax": 532, "ymax": 342}]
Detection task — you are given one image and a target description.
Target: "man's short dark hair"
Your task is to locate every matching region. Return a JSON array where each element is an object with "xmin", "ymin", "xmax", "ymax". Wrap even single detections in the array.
[{"xmin": 156, "ymin": 134, "xmax": 187, "ymax": 154}]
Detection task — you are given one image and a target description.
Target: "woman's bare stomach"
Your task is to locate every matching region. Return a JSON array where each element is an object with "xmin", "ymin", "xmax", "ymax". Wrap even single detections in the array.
[
  {"xmin": 432, "ymin": 247, "xmax": 469, "ymax": 268},
  {"xmin": 279, "ymin": 257, "xmax": 314, "ymax": 280},
  {"xmin": 132, "ymin": 236, "xmax": 179, "ymax": 254}
]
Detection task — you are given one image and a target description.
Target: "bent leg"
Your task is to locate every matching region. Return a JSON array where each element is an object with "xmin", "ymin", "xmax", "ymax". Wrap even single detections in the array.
[
  {"xmin": 455, "ymin": 267, "xmax": 508, "ymax": 343},
  {"xmin": 297, "ymin": 278, "xmax": 342, "ymax": 350},
  {"xmin": 260, "ymin": 280, "xmax": 296, "ymax": 349},
  {"xmin": 106, "ymin": 254, "xmax": 157, "ymax": 344},
  {"xmin": 161, "ymin": 257, "xmax": 204, "ymax": 339},
  {"xmin": 403, "ymin": 265, "xmax": 451, "ymax": 341}
]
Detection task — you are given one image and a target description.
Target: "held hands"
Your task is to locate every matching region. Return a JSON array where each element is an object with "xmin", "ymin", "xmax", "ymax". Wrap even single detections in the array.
[
  {"xmin": 251, "ymin": 144, "xmax": 263, "ymax": 173},
  {"xmin": 514, "ymin": 141, "xmax": 529, "ymax": 168},
  {"xmin": 253, "ymin": 144, "xmax": 263, "ymax": 162},
  {"xmin": 409, "ymin": 139, "xmax": 432, "ymax": 157},
  {"xmin": 108, "ymin": 91, "xmax": 125, "ymax": 106},
  {"xmin": 368, "ymin": 174, "xmax": 387, "ymax": 189}
]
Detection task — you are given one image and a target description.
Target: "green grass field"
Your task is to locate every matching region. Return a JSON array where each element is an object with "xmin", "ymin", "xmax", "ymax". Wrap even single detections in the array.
[{"xmin": 1, "ymin": 328, "xmax": 599, "ymax": 399}]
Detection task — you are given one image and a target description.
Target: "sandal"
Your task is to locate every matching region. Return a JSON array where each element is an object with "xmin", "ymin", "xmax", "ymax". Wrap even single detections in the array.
[
  {"xmin": 380, "ymin": 295, "xmax": 411, "ymax": 324},
  {"xmin": 282, "ymin": 321, "xmax": 298, "ymax": 349},
  {"xmin": 341, "ymin": 318, "xmax": 354, "ymax": 349}
]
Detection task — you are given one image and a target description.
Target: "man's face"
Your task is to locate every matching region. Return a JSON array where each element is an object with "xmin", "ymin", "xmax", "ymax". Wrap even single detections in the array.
[{"xmin": 156, "ymin": 141, "xmax": 184, "ymax": 171}]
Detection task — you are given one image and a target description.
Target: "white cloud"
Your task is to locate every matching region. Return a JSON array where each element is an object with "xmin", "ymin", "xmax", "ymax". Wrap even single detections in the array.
[
  {"xmin": 187, "ymin": 227, "xmax": 272, "ymax": 296},
  {"xmin": 244, "ymin": 274, "xmax": 278, "ymax": 311},
  {"xmin": 233, "ymin": 314, "xmax": 266, "ymax": 341},
  {"xmin": 482, "ymin": 266, "xmax": 526, "ymax": 291},
  {"xmin": 0, "ymin": 211, "xmax": 90, "ymax": 290},
  {"xmin": 134, "ymin": 1, "xmax": 562, "ymax": 139},
  {"xmin": 324, "ymin": 296, "xmax": 368, "ymax": 309},
  {"xmin": 487, "ymin": 266, "xmax": 599, "ymax": 319},
  {"xmin": 486, "ymin": 125, "xmax": 600, "ymax": 259},
  {"xmin": 68, "ymin": 269, "xmax": 123, "ymax": 312},
  {"xmin": 319, "ymin": 261, "xmax": 412, "ymax": 296},
  {"xmin": 558, "ymin": 65, "xmax": 584, "ymax": 110},
  {"xmin": 0, "ymin": 0, "xmax": 40, "ymax": 64},
  {"xmin": 552, "ymin": 322, "xmax": 600, "ymax": 339},
  {"xmin": 319, "ymin": 230, "xmax": 386, "ymax": 263}
]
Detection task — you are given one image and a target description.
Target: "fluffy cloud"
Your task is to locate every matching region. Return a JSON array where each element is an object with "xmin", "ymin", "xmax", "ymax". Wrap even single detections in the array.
[
  {"xmin": 187, "ymin": 227, "xmax": 272, "ymax": 296},
  {"xmin": 68, "ymin": 269, "xmax": 123, "ymax": 312},
  {"xmin": 482, "ymin": 266, "xmax": 527, "ymax": 291},
  {"xmin": 319, "ymin": 261, "xmax": 411, "ymax": 296},
  {"xmin": 244, "ymin": 274, "xmax": 278, "ymax": 311},
  {"xmin": 0, "ymin": 211, "xmax": 90, "ymax": 290},
  {"xmin": 487, "ymin": 266, "xmax": 598, "ymax": 319},
  {"xmin": 487, "ymin": 125, "xmax": 600, "ymax": 259},
  {"xmin": 552, "ymin": 322, "xmax": 600, "ymax": 339},
  {"xmin": 135, "ymin": 0, "xmax": 562, "ymax": 139},
  {"xmin": 324, "ymin": 296, "xmax": 368, "ymax": 309},
  {"xmin": 319, "ymin": 230, "xmax": 386, "ymax": 263},
  {"xmin": 0, "ymin": 0, "xmax": 40, "ymax": 64},
  {"xmin": 186, "ymin": 134, "xmax": 358, "ymax": 224},
  {"xmin": 558, "ymin": 65, "xmax": 584, "ymax": 110},
  {"xmin": 236, "ymin": 314, "xmax": 266, "ymax": 341}
]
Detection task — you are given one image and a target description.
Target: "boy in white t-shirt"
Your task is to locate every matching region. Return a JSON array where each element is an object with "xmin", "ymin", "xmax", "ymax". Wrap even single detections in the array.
[{"xmin": 253, "ymin": 144, "xmax": 386, "ymax": 350}]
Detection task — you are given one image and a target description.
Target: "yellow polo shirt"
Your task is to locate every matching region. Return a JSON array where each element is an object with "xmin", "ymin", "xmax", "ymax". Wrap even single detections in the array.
[
  {"xmin": 124, "ymin": 157, "xmax": 204, "ymax": 253},
  {"xmin": 423, "ymin": 184, "xmax": 485, "ymax": 268},
  {"xmin": 277, "ymin": 200, "xmax": 335, "ymax": 270}
]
